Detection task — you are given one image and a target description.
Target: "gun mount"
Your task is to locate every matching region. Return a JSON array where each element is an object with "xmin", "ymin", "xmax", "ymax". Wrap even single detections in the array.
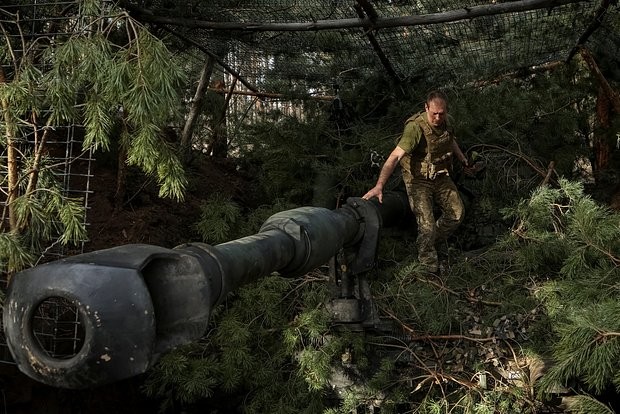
[{"xmin": 3, "ymin": 192, "xmax": 409, "ymax": 389}]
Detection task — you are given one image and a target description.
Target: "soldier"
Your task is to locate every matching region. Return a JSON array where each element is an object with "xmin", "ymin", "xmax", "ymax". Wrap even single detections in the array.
[{"xmin": 362, "ymin": 90, "xmax": 469, "ymax": 274}]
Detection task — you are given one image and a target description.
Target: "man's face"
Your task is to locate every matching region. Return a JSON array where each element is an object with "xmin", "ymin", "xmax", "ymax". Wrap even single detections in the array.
[{"xmin": 425, "ymin": 98, "xmax": 447, "ymax": 128}]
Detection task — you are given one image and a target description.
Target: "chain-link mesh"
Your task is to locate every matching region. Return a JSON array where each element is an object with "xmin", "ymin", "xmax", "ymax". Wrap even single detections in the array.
[{"xmin": 1, "ymin": 0, "xmax": 95, "ymax": 364}]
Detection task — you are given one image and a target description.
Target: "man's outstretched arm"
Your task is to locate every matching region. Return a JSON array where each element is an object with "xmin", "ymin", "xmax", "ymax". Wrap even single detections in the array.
[{"xmin": 362, "ymin": 146, "xmax": 406, "ymax": 203}]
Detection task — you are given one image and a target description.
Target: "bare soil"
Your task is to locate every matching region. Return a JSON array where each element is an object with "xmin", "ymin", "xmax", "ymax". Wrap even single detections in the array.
[{"xmin": 86, "ymin": 156, "xmax": 250, "ymax": 252}]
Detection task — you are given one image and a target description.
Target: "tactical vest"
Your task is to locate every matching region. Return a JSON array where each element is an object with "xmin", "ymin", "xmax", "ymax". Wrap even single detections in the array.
[{"xmin": 400, "ymin": 112, "xmax": 454, "ymax": 180}]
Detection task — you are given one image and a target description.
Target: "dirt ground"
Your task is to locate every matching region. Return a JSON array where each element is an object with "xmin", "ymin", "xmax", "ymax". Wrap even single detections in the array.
[{"xmin": 85, "ymin": 155, "xmax": 250, "ymax": 252}]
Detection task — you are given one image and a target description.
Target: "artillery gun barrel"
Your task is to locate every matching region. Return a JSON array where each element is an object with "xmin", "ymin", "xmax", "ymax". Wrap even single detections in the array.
[{"xmin": 2, "ymin": 193, "xmax": 408, "ymax": 389}]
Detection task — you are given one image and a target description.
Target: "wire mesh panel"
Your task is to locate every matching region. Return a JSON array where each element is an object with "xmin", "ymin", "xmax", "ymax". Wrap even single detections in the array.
[
  {"xmin": 30, "ymin": 297, "xmax": 86, "ymax": 360},
  {"xmin": 0, "ymin": 0, "xmax": 94, "ymax": 364}
]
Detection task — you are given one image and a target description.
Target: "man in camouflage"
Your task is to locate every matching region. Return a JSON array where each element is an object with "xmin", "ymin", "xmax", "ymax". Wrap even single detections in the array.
[{"xmin": 362, "ymin": 90, "xmax": 469, "ymax": 274}]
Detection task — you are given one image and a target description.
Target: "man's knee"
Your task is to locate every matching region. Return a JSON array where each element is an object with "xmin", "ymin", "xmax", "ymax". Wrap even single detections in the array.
[{"xmin": 442, "ymin": 196, "xmax": 464, "ymax": 225}]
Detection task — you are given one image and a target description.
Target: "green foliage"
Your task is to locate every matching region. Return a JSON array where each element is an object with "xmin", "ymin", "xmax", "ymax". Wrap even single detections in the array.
[
  {"xmin": 235, "ymin": 115, "xmax": 329, "ymax": 206},
  {"xmin": 13, "ymin": 191, "xmax": 87, "ymax": 247},
  {"xmin": 541, "ymin": 301, "xmax": 620, "ymax": 394},
  {"xmin": 338, "ymin": 176, "xmax": 620, "ymax": 413},
  {"xmin": 229, "ymin": 84, "xmax": 412, "ymax": 208},
  {"xmin": 562, "ymin": 395, "xmax": 615, "ymax": 414},
  {"xmin": 1, "ymin": 1, "xmax": 188, "ymax": 271},
  {"xmin": 462, "ymin": 388, "xmax": 531, "ymax": 414},
  {"xmin": 2, "ymin": 3, "xmax": 619, "ymax": 413},
  {"xmin": 153, "ymin": 64, "xmax": 611, "ymax": 412},
  {"xmin": 497, "ymin": 179, "xmax": 620, "ymax": 405},
  {"xmin": 194, "ymin": 193, "xmax": 241, "ymax": 244},
  {"xmin": 143, "ymin": 352, "xmax": 220, "ymax": 411},
  {"xmin": 71, "ymin": 26, "xmax": 188, "ymax": 199},
  {"xmin": 3, "ymin": 2, "xmax": 187, "ymax": 200},
  {"xmin": 438, "ymin": 65, "xmax": 597, "ymax": 241},
  {"xmin": 0, "ymin": 232, "xmax": 34, "ymax": 274},
  {"xmin": 0, "ymin": 167, "xmax": 86, "ymax": 272},
  {"xmin": 296, "ymin": 347, "xmax": 332, "ymax": 391},
  {"xmin": 451, "ymin": 64, "xmax": 592, "ymax": 172},
  {"xmin": 55, "ymin": 196, "xmax": 88, "ymax": 245},
  {"xmin": 144, "ymin": 275, "xmax": 330, "ymax": 413},
  {"xmin": 501, "ymin": 179, "xmax": 618, "ymax": 279},
  {"xmin": 372, "ymin": 260, "xmax": 457, "ymax": 334},
  {"xmin": 0, "ymin": 1, "xmax": 186, "ymax": 272}
]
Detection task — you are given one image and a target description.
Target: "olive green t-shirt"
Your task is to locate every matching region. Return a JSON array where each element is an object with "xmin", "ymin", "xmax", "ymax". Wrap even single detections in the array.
[
  {"xmin": 396, "ymin": 116, "xmax": 452, "ymax": 153},
  {"xmin": 396, "ymin": 121, "xmax": 423, "ymax": 153}
]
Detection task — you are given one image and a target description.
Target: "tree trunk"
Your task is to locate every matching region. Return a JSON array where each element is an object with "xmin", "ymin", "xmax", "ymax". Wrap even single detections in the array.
[
  {"xmin": 209, "ymin": 77, "xmax": 237, "ymax": 158},
  {"xmin": 593, "ymin": 86, "xmax": 612, "ymax": 174},
  {"xmin": 14, "ymin": 117, "xmax": 54, "ymax": 233},
  {"xmin": 24, "ymin": 116, "xmax": 52, "ymax": 198},
  {"xmin": 114, "ymin": 140, "xmax": 129, "ymax": 212},
  {"xmin": 579, "ymin": 47, "xmax": 620, "ymax": 178},
  {"xmin": 181, "ymin": 57, "xmax": 215, "ymax": 163},
  {"xmin": 0, "ymin": 66, "xmax": 19, "ymax": 233}
]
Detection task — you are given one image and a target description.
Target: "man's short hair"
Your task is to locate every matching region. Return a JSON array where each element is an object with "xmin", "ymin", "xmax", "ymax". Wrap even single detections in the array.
[{"xmin": 426, "ymin": 90, "xmax": 448, "ymax": 106}]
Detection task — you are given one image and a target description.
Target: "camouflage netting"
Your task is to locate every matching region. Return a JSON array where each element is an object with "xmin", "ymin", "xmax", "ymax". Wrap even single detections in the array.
[{"xmin": 124, "ymin": 0, "xmax": 620, "ymax": 94}]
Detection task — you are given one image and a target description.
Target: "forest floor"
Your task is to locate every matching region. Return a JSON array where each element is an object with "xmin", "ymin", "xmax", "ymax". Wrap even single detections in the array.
[
  {"xmin": 2, "ymin": 154, "xmax": 620, "ymax": 414},
  {"xmin": 85, "ymin": 155, "xmax": 251, "ymax": 253}
]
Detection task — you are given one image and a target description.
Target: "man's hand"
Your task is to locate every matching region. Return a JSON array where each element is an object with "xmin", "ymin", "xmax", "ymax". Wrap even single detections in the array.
[
  {"xmin": 362, "ymin": 186, "xmax": 383, "ymax": 203},
  {"xmin": 363, "ymin": 146, "xmax": 404, "ymax": 204},
  {"xmin": 462, "ymin": 159, "xmax": 475, "ymax": 177}
]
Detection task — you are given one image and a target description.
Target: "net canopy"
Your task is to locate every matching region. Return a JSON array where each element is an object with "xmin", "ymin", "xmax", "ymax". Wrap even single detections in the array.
[{"xmin": 121, "ymin": 0, "xmax": 620, "ymax": 95}]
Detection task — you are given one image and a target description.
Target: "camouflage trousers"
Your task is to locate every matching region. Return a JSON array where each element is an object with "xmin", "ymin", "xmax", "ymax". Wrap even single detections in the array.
[{"xmin": 402, "ymin": 172, "xmax": 464, "ymax": 272}]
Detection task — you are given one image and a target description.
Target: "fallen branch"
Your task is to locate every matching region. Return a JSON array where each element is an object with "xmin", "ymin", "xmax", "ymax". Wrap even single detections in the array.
[
  {"xmin": 467, "ymin": 143, "xmax": 558, "ymax": 187},
  {"xmin": 207, "ymin": 86, "xmax": 335, "ymax": 101},
  {"xmin": 381, "ymin": 307, "xmax": 498, "ymax": 343},
  {"xmin": 541, "ymin": 160, "xmax": 556, "ymax": 187},
  {"xmin": 415, "ymin": 275, "xmax": 503, "ymax": 307}
]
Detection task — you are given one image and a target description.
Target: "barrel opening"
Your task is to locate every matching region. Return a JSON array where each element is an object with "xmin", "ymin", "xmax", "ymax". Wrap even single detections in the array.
[{"xmin": 29, "ymin": 297, "xmax": 86, "ymax": 360}]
